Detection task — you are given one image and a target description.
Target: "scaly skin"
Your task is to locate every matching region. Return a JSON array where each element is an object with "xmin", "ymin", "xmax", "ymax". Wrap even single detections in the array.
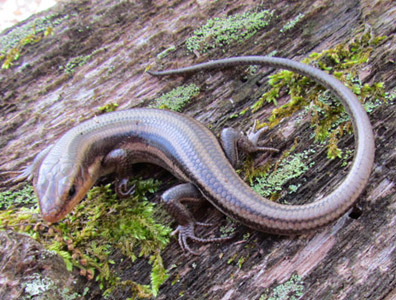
[
  {"xmin": 11, "ymin": 56, "xmax": 375, "ymax": 252},
  {"xmin": 148, "ymin": 56, "xmax": 375, "ymax": 233}
]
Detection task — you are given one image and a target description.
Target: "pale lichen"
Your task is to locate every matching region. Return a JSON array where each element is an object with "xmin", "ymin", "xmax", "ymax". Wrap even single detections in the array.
[
  {"xmin": 260, "ymin": 274, "xmax": 304, "ymax": 300},
  {"xmin": 280, "ymin": 13, "xmax": 305, "ymax": 33},
  {"xmin": 251, "ymin": 150, "xmax": 315, "ymax": 198},
  {"xmin": 186, "ymin": 10, "xmax": 274, "ymax": 54},
  {"xmin": 151, "ymin": 83, "xmax": 200, "ymax": 111}
]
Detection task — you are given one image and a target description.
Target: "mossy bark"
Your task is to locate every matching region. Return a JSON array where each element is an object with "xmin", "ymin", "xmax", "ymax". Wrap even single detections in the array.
[{"xmin": 0, "ymin": 0, "xmax": 395, "ymax": 299}]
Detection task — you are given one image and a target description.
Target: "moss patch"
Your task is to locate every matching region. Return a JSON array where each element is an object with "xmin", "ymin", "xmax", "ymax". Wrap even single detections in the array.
[
  {"xmin": 280, "ymin": 13, "xmax": 305, "ymax": 33},
  {"xmin": 98, "ymin": 102, "xmax": 119, "ymax": 113},
  {"xmin": 61, "ymin": 54, "xmax": 92, "ymax": 74},
  {"xmin": 186, "ymin": 10, "xmax": 274, "ymax": 54},
  {"xmin": 0, "ymin": 185, "xmax": 36, "ymax": 209},
  {"xmin": 156, "ymin": 46, "xmax": 176, "ymax": 61},
  {"xmin": 0, "ymin": 179, "xmax": 172, "ymax": 298},
  {"xmin": 242, "ymin": 32, "xmax": 387, "ymax": 159},
  {"xmin": 260, "ymin": 274, "xmax": 304, "ymax": 300},
  {"xmin": 251, "ymin": 149, "xmax": 315, "ymax": 200},
  {"xmin": 0, "ymin": 14, "xmax": 68, "ymax": 69},
  {"xmin": 151, "ymin": 83, "xmax": 200, "ymax": 111}
]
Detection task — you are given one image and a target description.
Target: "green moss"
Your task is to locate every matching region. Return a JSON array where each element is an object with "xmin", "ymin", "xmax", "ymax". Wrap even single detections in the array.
[
  {"xmin": 227, "ymin": 253, "xmax": 238, "ymax": 264},
  {"xmin": 98, "ymin": 103, "xmax": 119, "ymax": 113},
  {"xmin": 151, "ymin": 83, "xmax": 200, "ymax": 111},
  {"xmin": 1, "ymin": 28, "xmax": 44, "ymax": 69},
  {"xmin": 245, "ymin": 32, "xmax": 388, "ymax": 158},
  {"xmin": 0, "ymin": 185, "xmax": 36, "ymax": 209},
  {"xmin": 1, "ymin": 17, "xmax": 51, "ymax": 53},
  {"xmin": 239, "ymin": 155, "xmax": 271, "ymax": 187},
  {"xmin": 62, "ymin": 54, "xmax": 92, "ymax": 74},
  {"xmin": 260, "ymin": 274, "xmax": 304, "ymax": 300},
  {"xmin": 0, "ymin": 178, "xmax": 172, "ymax": 298},
  {"xmin": 186, "ymin": 10, "xmax": 274, "ymax": 54},
  {"xmin": 55, "ymin": 179, "xmax": 171, "ymax": 297},
  {"xmin": 156, "ymin": 46, "xmax": 176, "ymax": 60},
  {"xmin": 219, "ymin": 218, "xmax": 237, "ymax": 238},
  {"xmin": 280, "ymin": 13, "xmax": 305, "ymax": 33},
  {"xmin": 251, "ymin": 150, "xmax": 315, "ymax": 199},
  {"xmin": 225, "ymin": 244, "xmax": 250, "ymax": 269},
  {"xmin": 0, "ymin": 14, "xmax": 68, "ymax": 69},
  {"xmin": 341, "ymin": 149, "xmax": 353, "ymax": 167},
  {"xmin": 385, "ymin": 88, "xmax": 396, "ymax": 103},
  {"xmin": 237, "ymin": 255, "xmax": 248, "ymax": 269},
  {"xmin": 0, "ymin": 184, "xmax": 41, "ymax": 240}
]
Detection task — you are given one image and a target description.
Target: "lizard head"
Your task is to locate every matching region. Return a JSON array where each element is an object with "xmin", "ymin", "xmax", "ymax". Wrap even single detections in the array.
[{"xmin": 34, "ymin": 154, "xmax": 101, "ymax": 223}]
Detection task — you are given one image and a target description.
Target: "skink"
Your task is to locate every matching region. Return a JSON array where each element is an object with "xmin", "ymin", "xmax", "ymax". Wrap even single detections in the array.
[{"xmin": 12, "ymin": 56, "xmax": 375, "ymax": 253}]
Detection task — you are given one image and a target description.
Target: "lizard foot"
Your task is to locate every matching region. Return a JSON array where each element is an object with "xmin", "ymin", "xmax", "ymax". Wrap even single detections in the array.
[
  {"xmin": 171, "ymin": 222, "xmax": 233, "ymax": 255},
  {"xmin": 245, "ymin": 120, "xmax": 279, "ymax": 153},
  {"xmin": 115, "ymin": 178, "xmax": 136, "ymax": 198}
]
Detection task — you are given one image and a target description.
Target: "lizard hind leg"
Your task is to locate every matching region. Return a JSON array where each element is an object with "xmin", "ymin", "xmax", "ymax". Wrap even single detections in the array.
[
  {"xmin": 161, "ymin": 183, "xmax": 232, "ymax": 255},
  {"xmin": 220, "ymin": 121, "xmax": 279, "ymax": 168}
]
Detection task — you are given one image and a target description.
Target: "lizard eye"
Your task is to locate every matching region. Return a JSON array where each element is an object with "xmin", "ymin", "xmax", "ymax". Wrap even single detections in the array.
[{"xmin": 68, "ymin": 185, "xmax": 76, "ymax": 198}]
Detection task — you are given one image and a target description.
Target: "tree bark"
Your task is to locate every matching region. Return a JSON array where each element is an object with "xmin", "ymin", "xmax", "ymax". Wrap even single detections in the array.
[{"xmin": 0, "ymin": 0, "xmax": 395, "ymax": 299}]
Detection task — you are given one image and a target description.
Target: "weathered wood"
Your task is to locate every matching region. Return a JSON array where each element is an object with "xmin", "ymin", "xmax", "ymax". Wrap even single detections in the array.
[
  {"xmin": 0, "ymin": 230, "xmax": 77, "ymax": 299},
  {"xmin": 0, "ymin": 0, "xmax": 395, "ymax": 299}
]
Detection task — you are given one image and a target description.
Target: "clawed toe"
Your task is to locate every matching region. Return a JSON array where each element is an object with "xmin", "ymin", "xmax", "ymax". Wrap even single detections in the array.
[
  {"xmin": 246, "ymin": 120, "xmax": 267, "ymax": 145},
  {"xmin": 256, "ymin": 146, "xmax": 280, "ymax": 153},
  {"xmin": 172, "ymin": 223, "xmax": 233, "ymax": 255},
  {"xmin": 115, "ymin": 178, "xmax": 135, "ymax": 198},
  {"xmin": 245, "ymin": 120, "xmax": 279, "ymax": 153},
  {"xmin": 195, "ymin": 221, "xmax": 214, "ymax": 227}
]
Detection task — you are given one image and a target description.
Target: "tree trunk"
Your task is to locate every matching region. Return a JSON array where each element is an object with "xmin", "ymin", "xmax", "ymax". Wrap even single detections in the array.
[{"xmin": 1, "ymin": 0, "xmax": 395, "ymax": 299}]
